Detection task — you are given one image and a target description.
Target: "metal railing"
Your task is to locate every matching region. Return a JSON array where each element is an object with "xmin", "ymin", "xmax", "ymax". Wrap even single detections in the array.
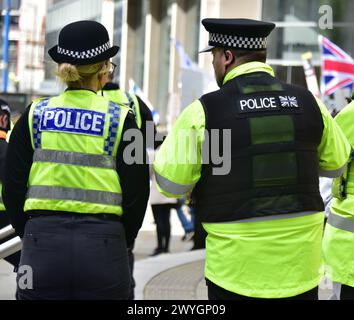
[
  {"xmin": 0, "ymin": 225, "xmax": 21, "ymax": 259},
  {"xmin": 0, "ymin": 225, "xmax": 15, "ymax": 240}
]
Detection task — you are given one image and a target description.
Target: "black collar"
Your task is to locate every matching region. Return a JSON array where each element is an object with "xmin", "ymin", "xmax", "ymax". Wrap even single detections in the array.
[{"xmin": 102, "ymin": 82, "xmax": 120, "ymax": 91}]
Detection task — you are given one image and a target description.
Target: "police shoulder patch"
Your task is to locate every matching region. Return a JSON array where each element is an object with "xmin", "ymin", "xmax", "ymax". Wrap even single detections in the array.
[{"xmin": 235, "ymin": 94, "xmax": 302, "ymax": 115}]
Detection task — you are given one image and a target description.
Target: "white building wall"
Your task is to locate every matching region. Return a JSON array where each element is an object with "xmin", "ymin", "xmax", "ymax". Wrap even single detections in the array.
[
  {"xmin": 17, "ymin": 0, "xmax": 47, "ymax": 94},
  {"xmin": 45, "ymin": 0, "xmax": 102, "ymax": 33}
]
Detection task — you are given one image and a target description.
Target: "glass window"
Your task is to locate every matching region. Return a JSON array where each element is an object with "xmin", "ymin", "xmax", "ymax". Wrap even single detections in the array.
[
  {"xmin": 130, "ymin": 0, "xmax": 148, "ymax": 89},
  {"xmin": 263, "ymin": 0, "xmax": 354, "ymax": 85},
  {"xmin": 112, "ymin": 0, "xmax": 124, "ymax": 83},
  {"xmin": 183, "ymin": 0, "xmax": 201, "ymax": 62},
  {"xmin": 44, "ymin": 31, "xmax": 58, "ymax": 80},
  {"xmin": 263, "ymin": 0, "xmax": 320, "ymax": 21},
  {"xmin": 1, "ymin": 0, "xmax": 21, "ymax": 10}
]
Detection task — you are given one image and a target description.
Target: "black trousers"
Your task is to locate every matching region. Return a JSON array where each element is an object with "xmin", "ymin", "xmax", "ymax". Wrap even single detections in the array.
[
  {"xmin": 17, "ymin": 214, "xmax": 131, "ymax": 300},
  {"xmin": 0, "ymin": 213, "xmax": 21, "ymax": 268},
  {"xmin": 127, "ymin": 244, "xmax": 135, "ymax": 300},
  {"xmin": 191, "ymin": 210, "xmax": 207, "ymax": 250},
  {"xmin": 340, "ymin": 284, "xmax": 354, "ymax": 300},
  {"xmin": 151, "ymin": 204, "xmax": 172, "ymax": 251},
  {"xmin": 207, "ymin": 279, "xmax": 318, "ymax": 300}
]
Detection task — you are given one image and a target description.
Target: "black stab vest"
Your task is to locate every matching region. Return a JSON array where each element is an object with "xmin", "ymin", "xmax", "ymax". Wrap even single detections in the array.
[{"xmin": 193, "ymin": 71, "xmax": 325, "ymax": 223}]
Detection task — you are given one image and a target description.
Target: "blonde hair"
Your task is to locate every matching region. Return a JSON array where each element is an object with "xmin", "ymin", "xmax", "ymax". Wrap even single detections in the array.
[{"xmin": 56, "ymin": 61, "xmax": 109, "ymax": 84}]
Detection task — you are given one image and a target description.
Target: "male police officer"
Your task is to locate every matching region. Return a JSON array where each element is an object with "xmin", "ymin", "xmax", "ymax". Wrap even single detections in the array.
[{"xmin": 154, "ymin": 18, "xmax": 350, "ymax": 299}]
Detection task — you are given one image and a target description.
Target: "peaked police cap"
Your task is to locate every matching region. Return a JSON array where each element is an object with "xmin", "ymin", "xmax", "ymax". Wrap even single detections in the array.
[
  {"xmin": 200, "ymin": 18, "xmax": 275, "ymax": 53},
  {"xmin": 48, "ymin": 20, "xmax": 119, "ymax": 65}
]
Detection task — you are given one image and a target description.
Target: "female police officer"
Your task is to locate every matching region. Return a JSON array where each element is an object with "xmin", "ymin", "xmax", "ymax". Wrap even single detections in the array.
[{"xmin": 2, "ymin": 20, "xmax": 149, "ymax": 300}]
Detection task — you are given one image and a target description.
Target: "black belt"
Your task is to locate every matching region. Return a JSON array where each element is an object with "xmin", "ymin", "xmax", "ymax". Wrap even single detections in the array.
[
  {"xmin": 28, "ymin": 212, "xmax": 122, "ymax": 222},
  {"xmin": 97, "ymin": 214, "xmax": 122, "ymax": 222}
]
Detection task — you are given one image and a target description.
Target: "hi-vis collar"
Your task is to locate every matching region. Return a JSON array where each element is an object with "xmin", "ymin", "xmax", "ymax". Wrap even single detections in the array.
[{"xmin": 223, "ymin": 62, "xmax": 275, "ymax": 85}]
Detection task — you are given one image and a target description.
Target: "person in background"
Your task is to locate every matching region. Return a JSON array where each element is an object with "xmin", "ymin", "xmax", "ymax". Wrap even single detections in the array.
[
  {"xmin": 176, "ymin": 197, "xmax": 195, "ymax": 242},
  {"xmin": 0, "ymin": 99, "xmax": 21, "ymax": 270},
  {"xmin": 148, "ymin": 145, "xmax": 178, "ymax": 256}
]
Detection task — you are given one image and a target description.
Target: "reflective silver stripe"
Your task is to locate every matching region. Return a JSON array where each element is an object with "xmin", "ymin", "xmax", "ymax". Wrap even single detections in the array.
[
  {"xmin": 27, "ymin": 186, "xmax": 122, "ymax": 206},
  {"xmin": 154, "ymin": 170, "xmax": 195, "ymax": 195},
  {"xmin": 319, "ymin": 163, "xmax": 347, "ymax": 178},
  {"xmin": 33, "ymin": 149, "xmax": 116, "ymax": 169},
  {"xmin": 328, "ymin": 211, "xmax": 354, "ymax": 233}
]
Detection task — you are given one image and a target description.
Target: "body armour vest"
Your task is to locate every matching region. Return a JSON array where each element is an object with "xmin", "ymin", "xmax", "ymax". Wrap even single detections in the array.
[{"xmin": 193, "ymin": 72, "xmax": 325, "ymax": 223}]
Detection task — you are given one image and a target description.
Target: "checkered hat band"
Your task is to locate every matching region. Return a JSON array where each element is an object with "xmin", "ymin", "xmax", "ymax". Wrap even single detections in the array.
[
  {"xmin": 209, "ymin": 33, "xmax": 267, "ymax": 50},
  {"xmin": 57, "ymin": 41, "xmax": 110, "ymax": 59}
]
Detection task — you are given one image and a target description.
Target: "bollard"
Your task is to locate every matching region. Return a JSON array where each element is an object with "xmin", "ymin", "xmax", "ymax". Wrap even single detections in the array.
[{"xmin": 0, "ymin": 225, "xmax": 15, "ymax": 240}]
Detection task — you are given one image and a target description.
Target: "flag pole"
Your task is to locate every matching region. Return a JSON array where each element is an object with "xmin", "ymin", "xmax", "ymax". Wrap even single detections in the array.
[
  {"xmin": 301, "ymin": 51, "xmax": 320, "ymax": 98},
  {"xmin": 2, "ymin": 0, "xmax": 10, "ymax": 93}
]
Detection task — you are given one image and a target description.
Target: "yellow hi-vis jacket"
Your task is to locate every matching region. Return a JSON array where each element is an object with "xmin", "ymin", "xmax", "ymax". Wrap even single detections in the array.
[
  {"xmin": 323, "ymin": 101, "xmax": 354, "ymax": 287},
  {"xmin": 101, "ymin": 89, "xmax": 142, "ymax": 129},
  {"xmin": 154, "ymin": 62, "xmax": 351, "ymax": 298},
  {"xmin": 25, "ymin": 89, "xmax": 129, "ymax": 216}
]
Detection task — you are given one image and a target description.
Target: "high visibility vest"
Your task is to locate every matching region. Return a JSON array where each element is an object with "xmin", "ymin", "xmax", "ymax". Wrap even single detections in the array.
[
  {"xmin": 101, "ymin": 89, "xmax": 142, "ymax": 129},
  {"xmin": 323, "ymin": 101, "xmax": 354, "ymax": 287},
  {"xmin": 0, "ymin": 183, "xmax": 5, "ymax": 211},
  {"xmin": 24, "ymin": 90, "xmax": 129, "ymax": 216}
]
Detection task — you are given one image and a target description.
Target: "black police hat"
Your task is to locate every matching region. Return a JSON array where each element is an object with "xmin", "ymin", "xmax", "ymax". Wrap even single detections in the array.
[
  {"xmin": 200, "ymin": 18, "xmax": 275, "ymax": 53},
  {"xmin": 48, "ymin": 20, "xmax": 119, "ymax": 65}
]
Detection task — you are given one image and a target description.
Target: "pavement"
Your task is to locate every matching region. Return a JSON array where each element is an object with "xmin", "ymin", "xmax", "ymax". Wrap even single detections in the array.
[{"xmin": 0, "ymin": 207, "xmax": 333, "ymax": 300}]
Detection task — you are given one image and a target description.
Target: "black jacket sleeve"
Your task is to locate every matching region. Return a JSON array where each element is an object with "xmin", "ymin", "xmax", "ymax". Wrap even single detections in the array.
[
  {"xmin": 2, "ymin": 107, "xmax": 33, "ymax": 238},
  {"xmin": 136, "ymin": 96, "xmax": 159, "ymax": 149},
  {"xmin": 0, "ymin": 137, "xmax": 8, "ymax": 182},
  {"xmin": 117, "ymin": 111, "xmax": 150, "ymax": 248}
]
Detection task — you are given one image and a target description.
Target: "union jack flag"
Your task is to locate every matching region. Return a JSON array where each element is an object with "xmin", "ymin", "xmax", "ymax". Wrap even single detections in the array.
[
  {"xmin": 319, "ymin": 35, "xmax": 354, "ymax": 95},
  {"xmin": 279, "ymin": 96, "xmax": 298, "ymax": 107}
]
